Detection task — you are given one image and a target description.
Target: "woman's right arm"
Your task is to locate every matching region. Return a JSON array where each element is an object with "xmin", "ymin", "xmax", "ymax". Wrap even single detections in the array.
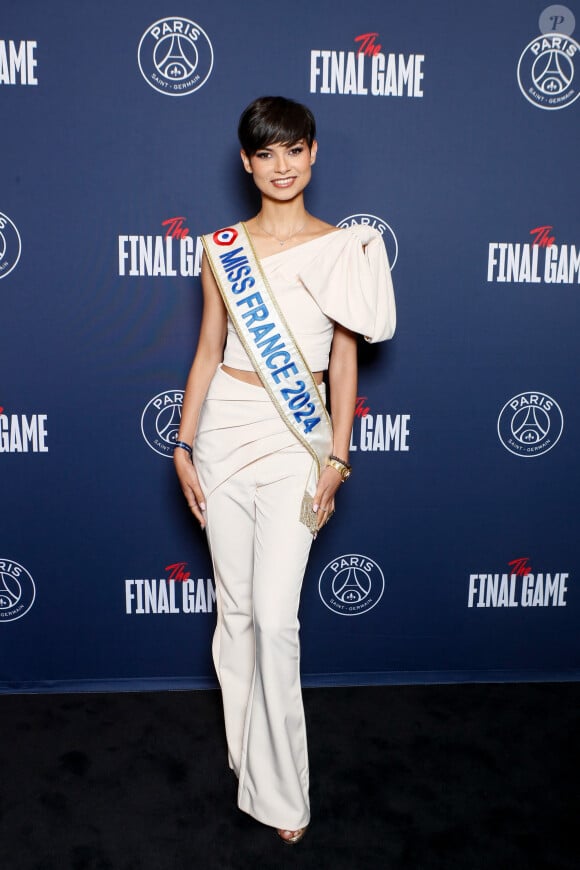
[{"xmin": 174, "ymin": 254, "xmax": 227, "ymax": 528}]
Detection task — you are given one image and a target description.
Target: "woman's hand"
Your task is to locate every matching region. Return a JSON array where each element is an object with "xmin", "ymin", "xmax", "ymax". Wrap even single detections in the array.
[
  {"xmin": 174, "ymin": 450, "xmax": 207, "ymax": 529},
  {"xmin": 313, "ymin": 465, "xmax": 343, "ymax": 531}
]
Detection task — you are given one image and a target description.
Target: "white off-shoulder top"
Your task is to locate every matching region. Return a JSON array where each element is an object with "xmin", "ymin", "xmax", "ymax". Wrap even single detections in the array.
[{"xmin": 222, "ymin": 223, "xmax": 396, "ymax": 372}]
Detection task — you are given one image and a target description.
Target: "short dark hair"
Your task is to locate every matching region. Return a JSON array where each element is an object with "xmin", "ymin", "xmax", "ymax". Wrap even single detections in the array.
[{"xmin": 238, "ymin": 96, "xmax": 316, "ymax": 156}]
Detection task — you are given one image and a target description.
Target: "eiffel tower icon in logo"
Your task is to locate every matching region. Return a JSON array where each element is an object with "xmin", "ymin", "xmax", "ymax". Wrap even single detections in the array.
[
  {"xmin": 533, "ymin": 50, "xmax": 572, "ymax": 94},
  {"xmin": 156, "ymin": 35, "xmax": 198, "ymax": 81},
  {"xmin": 0, "ymin": 571, "xmax": 20, "ymax": 609},
  {"xmin": 157, "ymin": 403, "xmax": 182, "ymax": 446},
  {"xmin": 334, "ymin": 567, "xmax": 369, "ymax": 604},
  {"xmin": 512, "ymin": 407, "xmax": 549, "ymax": 445}
]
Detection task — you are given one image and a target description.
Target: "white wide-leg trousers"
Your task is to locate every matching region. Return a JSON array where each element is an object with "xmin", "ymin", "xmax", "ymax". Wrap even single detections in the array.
[{"xmin": 194, "ymin": 366, "xmax": 318, "ymax": 829}]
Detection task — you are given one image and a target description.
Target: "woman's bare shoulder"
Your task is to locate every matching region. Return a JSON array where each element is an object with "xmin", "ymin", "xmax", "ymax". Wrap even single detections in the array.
[{"xmin": 309, "ymin": 216, "xmax": 337, "ymax": 236}]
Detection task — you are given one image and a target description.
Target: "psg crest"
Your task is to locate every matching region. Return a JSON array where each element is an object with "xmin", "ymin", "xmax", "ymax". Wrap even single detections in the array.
[
  {"xmin": 138, "ymin": 17, "xmax": 214, "ymax": 96},
  {"xmin": 518, "ymin": 33, "xmax": 579, "ymax": 110},
  {"xmin": 319, "ymin": 554, "xmax": 385, "ymax": 616},
  {"xmin": 0, "ymin": 212, "xmax": 22, "ymax": 279},
  {"xmin": 141, "ymin": 390, "xmax": 184, "ymax": 457},
  {"xmin": 497, "ymin": 392, "xmax": 564, "ymax": 457}
]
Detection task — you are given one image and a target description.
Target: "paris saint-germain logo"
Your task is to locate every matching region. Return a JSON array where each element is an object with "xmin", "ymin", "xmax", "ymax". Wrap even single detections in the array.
[
  {"xmin": 497, "ymin": 392, "xmax": 564, "ymax": 457},
  {"xmin": 517, "ymin": 6, "xmax": 579, "ymax": 110},
  {"xmin": 141, "ymin": 390, "xmax": 184, "ymax": 457},
  {"xmin": 0, "ymin": 211, "xmax": 22, "ymax": 279},
  {"xmin": 138, "ymin": 17, "xmax": 214, "ymax": 96},
  {"xmin": 319, "ymin": 554, "xmax": 385, "ymax": 616},
  {"xmin": 0, "ymin": 559, "xmax": 36, "ymax": 622},
  {"xmin": 337, "ymin": 214, "xmax": 398, "ymax": 268}
]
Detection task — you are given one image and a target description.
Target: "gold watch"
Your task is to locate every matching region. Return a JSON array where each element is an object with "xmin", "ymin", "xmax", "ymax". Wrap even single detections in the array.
[{"xmin": 325, "ymin": 455, "xmax": 352, "ymax": 482}]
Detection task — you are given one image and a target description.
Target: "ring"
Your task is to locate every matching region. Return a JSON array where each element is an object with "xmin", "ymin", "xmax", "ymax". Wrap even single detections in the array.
[{"xmin": 319, "ymin": 507, "xmax": 328, "ymax": 512}]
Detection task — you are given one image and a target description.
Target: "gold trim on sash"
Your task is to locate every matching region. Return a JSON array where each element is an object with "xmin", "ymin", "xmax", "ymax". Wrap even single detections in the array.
[{"xmin": 202, "ymin": 223, "xmax": 333, "ymax": 531}]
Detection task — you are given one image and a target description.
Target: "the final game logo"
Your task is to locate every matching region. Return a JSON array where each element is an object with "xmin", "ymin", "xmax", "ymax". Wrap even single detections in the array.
[
  {"xmin": 468, "ymin": 557, "xmax": 570, "ymax": 609},
  {"xmin": 310, "ymin": 32, "xmax": 424, "ymax": 97},
  {"xmin": 125, "ymin": 562, "xmax": 216, "ymax": 615},
  {"xmin": 118, "ymin": 217, "xmax": 203, "ymax": 277},
  {"xmin": 487, "ymin": 226, "xmax": 579, "ymax": 284}
]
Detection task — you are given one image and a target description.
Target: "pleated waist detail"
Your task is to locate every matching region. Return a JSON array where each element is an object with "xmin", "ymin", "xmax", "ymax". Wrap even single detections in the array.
[{"xmin": 193, "ymin": 365, "xmax": 325, "ymax": 499}]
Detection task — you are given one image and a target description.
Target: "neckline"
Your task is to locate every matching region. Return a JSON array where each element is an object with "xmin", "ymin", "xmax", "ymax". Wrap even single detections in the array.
[{"xmin": 251, "ymin": 227, "xmax": 344, "ymax": 262}]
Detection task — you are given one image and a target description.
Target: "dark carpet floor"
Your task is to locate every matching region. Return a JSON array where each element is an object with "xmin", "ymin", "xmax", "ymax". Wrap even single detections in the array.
[{"xmin": 0, "ymin": 682, "xmax": 578, "ymax": 870}]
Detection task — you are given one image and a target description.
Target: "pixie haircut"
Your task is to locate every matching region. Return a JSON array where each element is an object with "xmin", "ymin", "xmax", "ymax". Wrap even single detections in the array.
[{"xmin": 238, "ymin": 96, "xmax": 316, "ymax": 156}]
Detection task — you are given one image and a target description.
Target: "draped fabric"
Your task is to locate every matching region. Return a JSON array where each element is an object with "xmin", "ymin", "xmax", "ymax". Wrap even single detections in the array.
[{"xmin": 223, "ymin": 227, "xmax": 396, "ymax": 372}]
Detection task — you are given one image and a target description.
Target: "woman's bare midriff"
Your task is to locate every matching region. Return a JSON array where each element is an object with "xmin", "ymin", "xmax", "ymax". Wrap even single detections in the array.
[{"xmin": 222, "ymin": 364, "xmax": 324, "ymax": 386}]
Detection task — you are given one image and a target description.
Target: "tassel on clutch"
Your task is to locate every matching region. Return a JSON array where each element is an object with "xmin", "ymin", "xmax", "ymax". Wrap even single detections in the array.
[
  {"xmin": 299, "ymin": 493, "xmax": 319, "ymax": 534},
  {"xmin": 299, "ymin": 492, "xmax": 334, "ymax": 535}
]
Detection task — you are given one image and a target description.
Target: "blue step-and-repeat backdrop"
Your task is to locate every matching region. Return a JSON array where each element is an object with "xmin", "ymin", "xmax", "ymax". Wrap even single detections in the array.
[{"xmin": 1, "ymin": 1, "xmax": 579, "ymax": 692}]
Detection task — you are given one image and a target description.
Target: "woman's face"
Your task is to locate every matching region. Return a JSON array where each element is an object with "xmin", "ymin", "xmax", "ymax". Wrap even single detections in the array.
[{"xmin": 241, "ymin": 139, "xmax": 317, "ymax": 202}]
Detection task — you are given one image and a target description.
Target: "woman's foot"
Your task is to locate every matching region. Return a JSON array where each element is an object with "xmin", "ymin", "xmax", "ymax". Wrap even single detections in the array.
[{"xmin": 277, "ymin": 826, "xmax": 308, "ymax": 844}]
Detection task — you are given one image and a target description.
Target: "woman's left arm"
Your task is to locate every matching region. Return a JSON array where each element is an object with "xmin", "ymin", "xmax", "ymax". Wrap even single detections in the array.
[{"xmin": 313, "ymin": 323, "xmax": 358, "ymax": 529}]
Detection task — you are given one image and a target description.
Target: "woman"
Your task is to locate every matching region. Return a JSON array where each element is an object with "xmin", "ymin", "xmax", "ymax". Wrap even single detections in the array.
[{"xmin": 174, "ymin": 96, "xmax": 395, "ymax": 844}]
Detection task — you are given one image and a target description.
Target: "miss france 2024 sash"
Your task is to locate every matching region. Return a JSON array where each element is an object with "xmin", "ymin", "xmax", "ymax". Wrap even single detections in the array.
[{"xmin": 202, "ymin": 222, "xmax": 333, "ymax": 534}]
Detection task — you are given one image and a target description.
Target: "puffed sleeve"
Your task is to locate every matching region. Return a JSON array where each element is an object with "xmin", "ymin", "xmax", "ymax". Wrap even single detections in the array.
[{"xmin": 297, "ymin": 225, "xmax": 396, "ymax": 342}]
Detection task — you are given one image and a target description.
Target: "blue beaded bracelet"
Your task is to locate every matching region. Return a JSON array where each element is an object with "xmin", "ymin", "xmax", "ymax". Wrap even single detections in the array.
[{"xmin": 174, "ymin": 440, "xmax": 192, "ymax": 456}]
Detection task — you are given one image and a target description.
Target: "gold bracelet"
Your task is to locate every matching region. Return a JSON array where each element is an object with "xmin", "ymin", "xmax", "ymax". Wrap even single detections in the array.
[
  {"xmin": 329, "ymin": 453, "xmax": 351, "ymax": 469},
  {"xmin": 325, "ymin": 457, "xmax": 352, "ymax": 482}
]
